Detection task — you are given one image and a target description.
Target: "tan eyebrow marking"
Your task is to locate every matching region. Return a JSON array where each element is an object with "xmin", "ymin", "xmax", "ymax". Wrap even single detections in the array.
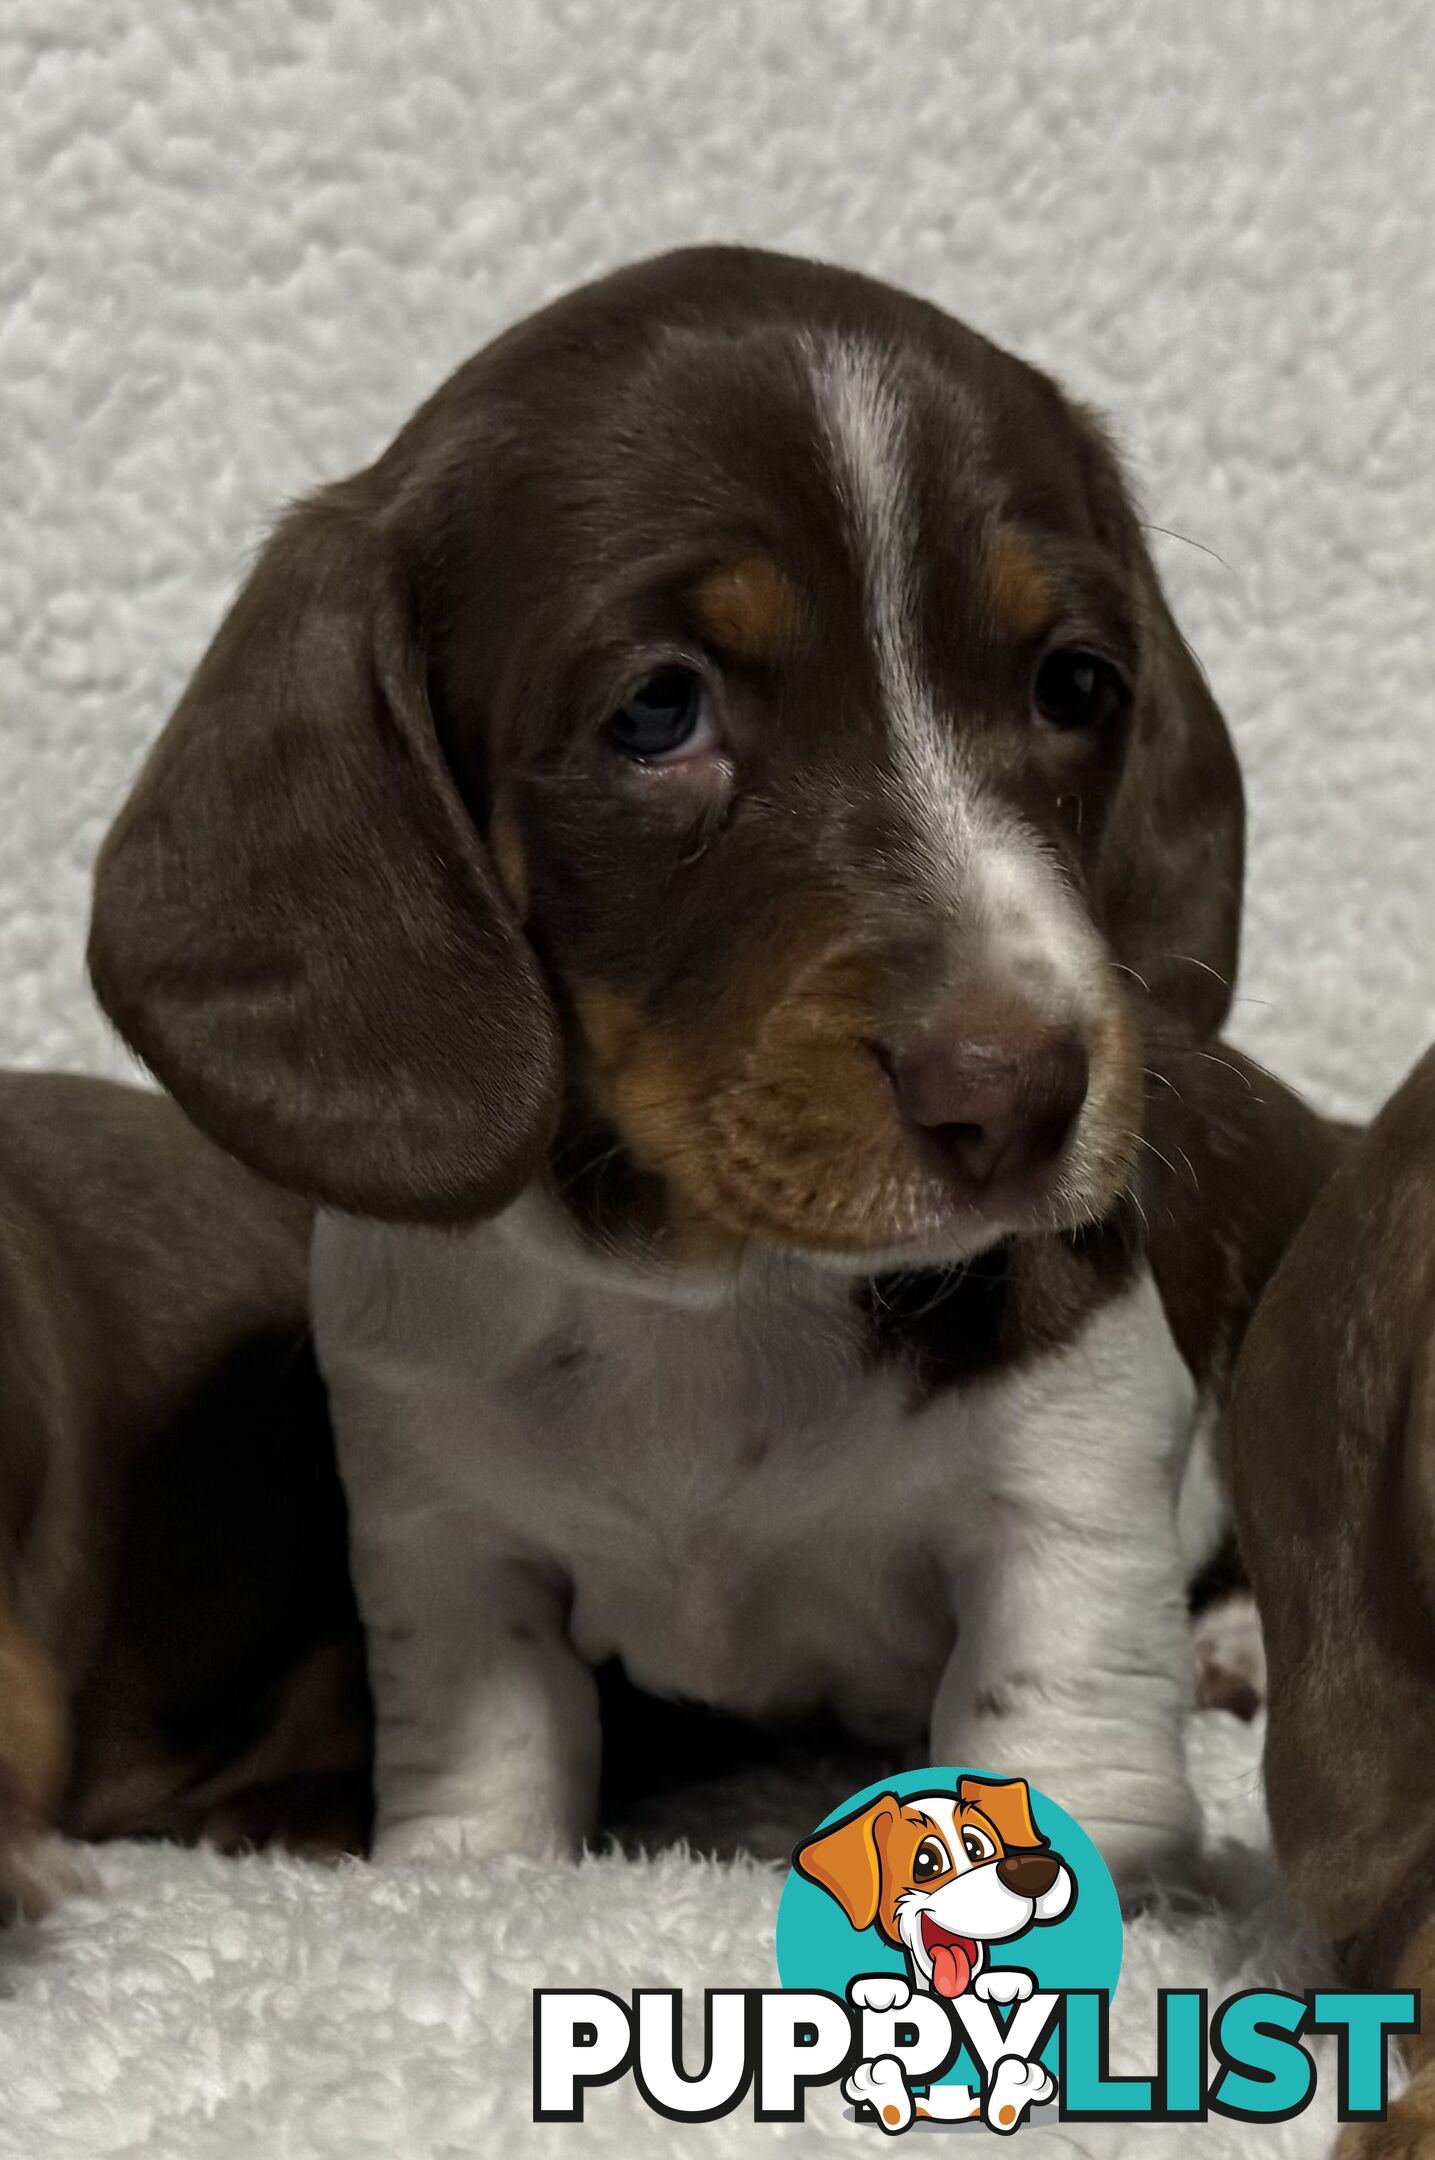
[
  {"xmin": 490, "ymin": 805, "xmax": 530, "ymax": 920},
  {"xmin": 689, "ymin": 554, "xmax": 802, "ymax": 661},
  {"xmin": 984, "ymin": 525, "xmax": 1054, "ymax": 642}
]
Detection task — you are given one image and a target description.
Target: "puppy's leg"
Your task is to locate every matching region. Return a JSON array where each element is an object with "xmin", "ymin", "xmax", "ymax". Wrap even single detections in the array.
[
  {"xmin": 348, "ymin": 1512, "xmax": 599, "ymax": 1862},
  {"xmin": 332, "ymin": 1416, "xmax": 600, "ymax": 1858},
  {"xmin": 0, "ymin": 1605, "xmax": 86, "ymax": 1918},
  {"xmin": 932, "ymin": 1271, "xmax": 1199, "ymax": 1888},
  {"xmin": 1246, "ymin": 1321, "xmax": 1435, "ymax": 2156}
]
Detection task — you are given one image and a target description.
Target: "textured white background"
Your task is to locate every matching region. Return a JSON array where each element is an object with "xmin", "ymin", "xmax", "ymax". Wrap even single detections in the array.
[{"xmin": 2, "ymin": 2, "xmax": 1433, "ymax": 1117}]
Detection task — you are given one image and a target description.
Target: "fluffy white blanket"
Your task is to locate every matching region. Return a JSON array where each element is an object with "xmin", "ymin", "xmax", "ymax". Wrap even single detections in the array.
[{"xmin": 0, "ymin": 1714, "xmax": 1349, "ymax": 2157}]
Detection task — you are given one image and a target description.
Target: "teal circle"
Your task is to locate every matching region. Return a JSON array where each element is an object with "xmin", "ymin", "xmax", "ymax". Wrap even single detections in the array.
[{"xmin": 775, "ymin": 1765, "xmax": 1122, "ymax": 2090}]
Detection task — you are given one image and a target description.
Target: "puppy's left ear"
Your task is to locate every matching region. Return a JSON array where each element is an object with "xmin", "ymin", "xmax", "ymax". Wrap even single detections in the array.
[
  {"xmin": 1067, "ymin": 401, "xmax": 1245, "ymax": 1041},
  {"xmin": 959, "ymin": 1776, "xmax": 1046, "ymax": 1851}
]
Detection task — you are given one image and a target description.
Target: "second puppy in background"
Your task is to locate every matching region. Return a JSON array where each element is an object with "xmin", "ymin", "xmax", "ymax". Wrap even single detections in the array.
[
  {"xmin": 1230, "ymin": 1045, "xmax": 1435, "ymax": 2160},
  {"xmin": 0, "ymin": 1072, "xmax": 369, "ymax": 1918},
  {"xmin": 91, "ymin": 245, "xmax": 1336, "ymax": 1885}
]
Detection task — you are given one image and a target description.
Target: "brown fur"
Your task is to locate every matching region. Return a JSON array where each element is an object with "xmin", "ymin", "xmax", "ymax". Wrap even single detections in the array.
[
  {"xmin": 1228, "ymin": 1045, "xmax": 1435, "ymax": 2153},
  {"xmin": 1142, "ymin": 1032, "xmax": 1356, "ymax": 1398},
  {"xmin": 0, "ymin": 1072, "xmax": 370, "ymax": 1912}
]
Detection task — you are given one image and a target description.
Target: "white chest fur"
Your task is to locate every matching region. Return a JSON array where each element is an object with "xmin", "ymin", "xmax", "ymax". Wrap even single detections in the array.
[{"xmin": 311, "ymin": 1197, "xmax": 1201, "ymax": 1874}]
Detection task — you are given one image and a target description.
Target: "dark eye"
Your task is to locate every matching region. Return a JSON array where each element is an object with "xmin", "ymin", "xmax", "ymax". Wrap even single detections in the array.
[
  {"xmin": 913, "ymin": 1837, "xmax": 950, "ymax": 1881},
  {"xmin": 606, "ymin": 667, "xmax": 716, "ymax": 762},
  {"xmin": 962, "ymin": 1826, "xmax": 996, "ymax": 1864},
  {"xmin": 1033, "ymin": 648, "xmax": 1128, "ymax": 732}
]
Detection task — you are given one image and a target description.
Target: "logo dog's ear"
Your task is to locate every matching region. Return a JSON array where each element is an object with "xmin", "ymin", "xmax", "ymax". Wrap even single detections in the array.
[
  {"xmin": 959, "ymin": 1776, "xmax": 1047, "ymax": 1852},
  {"xmin": 794, "ymin": 1793, "xmax": 901, "ymax": 1932},
  {"xmin": 89, "ymin": 491, "xmax": 561, "ymax": 1222}
]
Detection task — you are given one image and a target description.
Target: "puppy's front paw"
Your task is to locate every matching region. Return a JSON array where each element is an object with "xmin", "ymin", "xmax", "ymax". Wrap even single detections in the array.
[
  {"xmin": 984, "ymin": 2053, "xmax": 1055, "ymax": 2133},
  {"xmin": 848, "ymin": 1972, "xmax": 913, "ymax": 2014},
  {"xmin": 843, "ymin": 2056, "xmax": 913, "ymax": 2133},
  {"xmin": 974, "ymin": 1967, "xmax": 1034, "ymax": 2007},
  {"xmin": 1, "ymin": 1832, "xmax": 99, "ymax": 1922}
]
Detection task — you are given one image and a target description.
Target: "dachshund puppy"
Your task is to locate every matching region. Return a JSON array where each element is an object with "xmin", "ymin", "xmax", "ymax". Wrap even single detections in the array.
[
  {"xmin": 88, "ymin": 245, "xmax": 1334, "ymax": 1887},
  {"xmin": 0, "ymin": 1072, "xmax": 367, "ymax": 1914},
  {"xmin": 1230, "ymin": 1045, "xmax": 1435, "ymax": 2158}
]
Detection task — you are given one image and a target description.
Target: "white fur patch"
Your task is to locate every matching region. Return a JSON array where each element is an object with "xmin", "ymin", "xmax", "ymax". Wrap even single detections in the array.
[{"xmin": 808, "ymin": 335, "xmax": 971, "ymax": 882}]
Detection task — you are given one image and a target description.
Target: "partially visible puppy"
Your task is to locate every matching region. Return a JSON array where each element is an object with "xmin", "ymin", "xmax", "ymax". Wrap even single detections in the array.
[
  {"xmin": 0, "ymin": 1071, "xmax": 369, "ymax": 1917},
  {"xmin": 1142, "ymin": 1037, "xmax": 1355, "ymax": 1713},
  {"xmin": 1228, "ymin": 1044, "xmax": 1435, "ymax": 2159}
]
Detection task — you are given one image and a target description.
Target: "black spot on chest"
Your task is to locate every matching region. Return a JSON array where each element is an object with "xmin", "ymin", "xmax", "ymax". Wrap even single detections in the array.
[{"xmin": 859, "ymin": 1199, "xmax": 1144, "ymax": 1404}]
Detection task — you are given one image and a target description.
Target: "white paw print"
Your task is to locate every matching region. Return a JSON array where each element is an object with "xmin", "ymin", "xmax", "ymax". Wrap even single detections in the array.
[
  {"xmin": 973, "ymin": 1967, "xmax": 1035, "ymax": 2008},
  {"xmin": 843, "ymin": 2055, "xmax": 914, "ymax": 2134},
  {"xmin": 848, "ymin": 1972, "xmax": 913, "ymax": 2015},
  {"xmin": 984, "ymin": 2053, "xmax": 1057, "ymax": 2133}
]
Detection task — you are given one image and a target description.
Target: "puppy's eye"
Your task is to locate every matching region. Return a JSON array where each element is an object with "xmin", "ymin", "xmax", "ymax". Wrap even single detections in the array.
[
  {"xmin": 1033, "ymin": 648, "xmax": 1128, "ymax": 732},
  {"xmin": 607, "ymin": 667, "xmax": 717, "ymax": 763},
  {"xmin": 912, "ymin": 1837, "xmax": 950, "ymax": 1881},
  {"xmin": 961, "ymin": 1827, "xmax": 996, "ymax": 1864}
]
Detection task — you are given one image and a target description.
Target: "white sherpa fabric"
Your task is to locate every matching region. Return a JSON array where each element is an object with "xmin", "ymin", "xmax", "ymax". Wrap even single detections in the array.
[
  {"xmin": 1, "ymin": 5, "xmax": 1432, "ymax": 2156},
  {"xmin": 0, "ymin": 1716, "xmax": 1351, "ymax": 2159}
]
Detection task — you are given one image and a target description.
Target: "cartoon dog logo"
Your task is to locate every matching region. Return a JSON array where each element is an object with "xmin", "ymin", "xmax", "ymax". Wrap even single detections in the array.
[{"xmin": 795, "ymin": 1776, "xmax": 1075, "ymax": 2132}]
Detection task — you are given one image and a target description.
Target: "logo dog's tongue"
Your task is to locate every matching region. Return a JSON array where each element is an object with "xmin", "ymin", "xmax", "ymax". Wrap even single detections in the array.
[{"xmin": 931, "ymin": 1941, "xmax": 973, "ymax": 1999}]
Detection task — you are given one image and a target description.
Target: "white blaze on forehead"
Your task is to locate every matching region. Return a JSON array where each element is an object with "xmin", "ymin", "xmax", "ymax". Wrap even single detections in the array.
[
  {"xmin": 807, "ymin": 338, "xmax": 933, "ymax": 753},
  {"xmin": 903, "ymin": 1792, "xmax": 973, "ymax": 1871},
  {"xmin": 807, "ymin": 335, "xmax": 973, "ymax": 877},
  {"xmin": 807, "ymin": 336, "xmax": 1105, "ymax": 1021}
]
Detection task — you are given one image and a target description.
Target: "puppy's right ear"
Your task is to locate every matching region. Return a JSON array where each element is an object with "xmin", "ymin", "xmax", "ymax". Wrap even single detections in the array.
[
  {"xmin": 89, "ymin": 493, "xmax": 561, "ymax": 1221},
  {"xmin": 794, "ymin": 1793, "xmax": 899, "ymax": 1933}
]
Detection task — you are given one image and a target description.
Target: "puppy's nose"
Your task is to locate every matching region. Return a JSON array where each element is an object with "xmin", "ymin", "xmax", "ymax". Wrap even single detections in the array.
[
  {"xmin": 996, "ymin": 1852, "xmax": 1061, "ymax": 1898},
  {"xmin": 884, "ymin": 1023, "xmax": 1089, "ymax": 1192}
]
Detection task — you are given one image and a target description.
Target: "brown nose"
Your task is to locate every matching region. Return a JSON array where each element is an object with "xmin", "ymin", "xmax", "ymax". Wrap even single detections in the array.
[
  {"xmin": 996, "ymin": 1852, "xmax": 1061, "ymax": 1898},
  {"xmin": 884, "ymin": 1024, "xmax": 1089, "ymax": 1193}
]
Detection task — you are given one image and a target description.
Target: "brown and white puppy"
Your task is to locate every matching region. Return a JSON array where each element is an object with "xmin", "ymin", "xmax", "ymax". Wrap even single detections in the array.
[
  {"xmin": 1229, "ymin": 1045, "xmax": 1435, "ymax": 2159},
  {"xmin": 87, "ymin": 245, "xmax": 1331, "ymax": 1884},
  {"xmin": 0, "ymin": 1071, "xmax": 368, "ymax": 1915}
]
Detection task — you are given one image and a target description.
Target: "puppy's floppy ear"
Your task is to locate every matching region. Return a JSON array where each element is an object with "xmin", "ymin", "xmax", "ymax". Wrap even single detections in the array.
[
  {"xmin": 1068, "ymin": 402, "xmax": 1245, "ymax": 1042},
  {"xmin": 89, "ymin": 490, "xmax": 561, "ymax": 1221},
  {"xmin": 794, "ymin": 1792, "xmax": 900, "ymax": 1933},
  {"xmin": 959, "ymin": 1776, "xmax": 1047, "ymax": 1852}
]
